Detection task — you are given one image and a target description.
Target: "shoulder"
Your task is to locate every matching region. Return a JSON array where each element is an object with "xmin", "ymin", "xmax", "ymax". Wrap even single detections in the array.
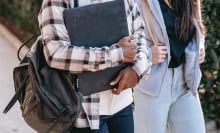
[
  {"xmin": 41, "ymin": 0, "xmax": 71, "ymax": 8},
  {"xmin": 126, "ymin": 0, "xmax": 135, "ymax": 6}
]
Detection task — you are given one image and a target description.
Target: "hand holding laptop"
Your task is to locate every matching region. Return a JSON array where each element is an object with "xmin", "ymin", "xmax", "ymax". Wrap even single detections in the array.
[
  {"xmin": 118, "ymin": 35, "xmax": 138, "ymax": 63},
  {"xmin": 63, "ymin": 0, "xmax": 137, "ymax": 96},
  {"xmin": 111, "ymin": 67, "xmax": 139, "ymax": 95}
]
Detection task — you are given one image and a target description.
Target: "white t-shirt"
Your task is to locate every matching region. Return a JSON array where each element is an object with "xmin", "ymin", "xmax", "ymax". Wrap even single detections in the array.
[{"xmin": 99, "ymin": 89, "xmax": 133, "ymax": 115}]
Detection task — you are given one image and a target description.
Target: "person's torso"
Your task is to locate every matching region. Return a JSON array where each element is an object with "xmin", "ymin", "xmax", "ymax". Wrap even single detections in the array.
[
  {"xmin": 71, "ymin": 0, "xmax": 134, "ymax": 114},
  {"xmin": 135, "ymin": 0, "xmax": 204, "ymax": 96}
]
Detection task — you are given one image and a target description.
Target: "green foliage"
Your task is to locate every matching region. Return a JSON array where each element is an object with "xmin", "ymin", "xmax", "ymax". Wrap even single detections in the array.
[
  {"xmin": 0, "ymin": 0, "xmax": 42, "ymax": 39},
  {"xmin": 0, "ymin": 0, "xmax": 220, "ymax": 127},
  {"xmin": 199, "ymin": 0, "xmax": 220, "ymax": 127}
]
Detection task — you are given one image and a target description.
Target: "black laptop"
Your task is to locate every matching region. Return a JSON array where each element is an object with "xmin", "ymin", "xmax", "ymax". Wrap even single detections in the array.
[{"xmin": 63, "ymin": 0, "xmax": 129, "ymax": 96}]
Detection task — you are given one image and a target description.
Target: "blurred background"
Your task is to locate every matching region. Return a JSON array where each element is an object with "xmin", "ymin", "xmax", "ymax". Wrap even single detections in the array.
[{"xmin": 0, "ymin": 0, "xmax": 219, "ymax": 132}]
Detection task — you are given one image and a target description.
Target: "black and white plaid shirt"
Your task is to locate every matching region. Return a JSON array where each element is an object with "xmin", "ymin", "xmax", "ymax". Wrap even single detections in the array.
[{"xmin": 38, "ymin": 0, "xmax": 151, "ymax": 129}]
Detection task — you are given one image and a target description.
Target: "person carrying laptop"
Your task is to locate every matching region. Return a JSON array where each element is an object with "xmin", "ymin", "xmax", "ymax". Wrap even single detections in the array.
[{"xmin": 38, "ymin": 0, "xmax": 151, "ymax": 132}]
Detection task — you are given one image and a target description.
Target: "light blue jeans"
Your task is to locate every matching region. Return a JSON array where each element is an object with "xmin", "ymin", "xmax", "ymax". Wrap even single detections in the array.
[{"xmin": 133, "ymin": 65, "xmax": 206, "ymax": 133}]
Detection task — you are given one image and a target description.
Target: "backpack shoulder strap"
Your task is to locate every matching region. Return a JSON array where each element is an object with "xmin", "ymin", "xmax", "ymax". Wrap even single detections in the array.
[
  {"xmin": 3, "ymin": 75, "xmax": 29, "ymax": 114},
  {"xmin": 17, "ymin": 34, "xmax": 40, "ymax": 61}
]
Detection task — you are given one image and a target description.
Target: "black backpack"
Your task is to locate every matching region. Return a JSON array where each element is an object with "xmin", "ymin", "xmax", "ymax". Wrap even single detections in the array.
[{"xmin": 3, "ymin": 36, "xmax": 82, "ymax": 133}]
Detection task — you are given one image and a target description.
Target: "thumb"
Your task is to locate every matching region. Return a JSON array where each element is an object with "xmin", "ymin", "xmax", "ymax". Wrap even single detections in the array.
[{"xmin": 110, "ymin": 73, "xmax": 122, "ymax": 86}]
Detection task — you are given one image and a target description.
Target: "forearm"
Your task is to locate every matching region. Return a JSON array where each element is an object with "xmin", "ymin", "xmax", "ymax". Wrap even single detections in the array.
[
  {"xmin": 130, "ymin": 1, "xmax": 151, "ymax": 79},
  {"xmin": 38, "ymin": 0, "xmax": 124, "ymax": 73}
]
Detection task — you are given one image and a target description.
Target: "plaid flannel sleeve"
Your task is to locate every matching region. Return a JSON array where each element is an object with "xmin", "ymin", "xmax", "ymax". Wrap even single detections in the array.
[
  {"xmin": 127, "ymin": 0, "xmax": 151, "ymax": 78},
  {"xmin": 38, "ymin": 0, "xmax": 124, "ymax": 73}
]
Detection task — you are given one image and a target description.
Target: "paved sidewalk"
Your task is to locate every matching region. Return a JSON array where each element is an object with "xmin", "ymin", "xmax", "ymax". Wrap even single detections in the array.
[{"xmin": 0, "ymin": 23, "xmax": 35, "ymax": 133}]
